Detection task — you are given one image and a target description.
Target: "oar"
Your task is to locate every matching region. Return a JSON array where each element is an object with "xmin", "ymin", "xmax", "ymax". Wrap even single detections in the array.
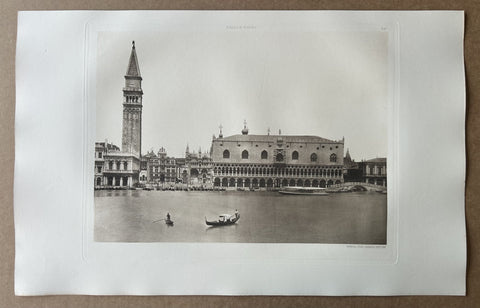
[{"xmin": 152, "ymin": 218, "xmax": 166, "ymax": 223}]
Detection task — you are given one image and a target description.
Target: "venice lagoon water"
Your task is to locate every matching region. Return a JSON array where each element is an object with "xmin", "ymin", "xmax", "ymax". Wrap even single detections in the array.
[{"xmin": 94, "ymin": 190, "xmax": 387, "ymax": 244}]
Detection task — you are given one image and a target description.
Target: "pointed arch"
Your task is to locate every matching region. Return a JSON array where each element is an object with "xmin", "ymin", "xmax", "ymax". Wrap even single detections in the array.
[
  {"xmin": 261, "ymin": 150, "xmax": 268, "ymax": 159},
  {"xmin": 292, "ymin": 151, "xmax": 299, "ymax": 160},
  {"xmin": 223, "ymin": 149, "xmax": 230, "ymax": 159}
]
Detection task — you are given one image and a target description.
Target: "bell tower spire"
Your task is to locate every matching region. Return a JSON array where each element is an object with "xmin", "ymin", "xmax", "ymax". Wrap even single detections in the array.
[{"xmin": 122, "ymin": 41, "xmax": 143, "ymax": 158}]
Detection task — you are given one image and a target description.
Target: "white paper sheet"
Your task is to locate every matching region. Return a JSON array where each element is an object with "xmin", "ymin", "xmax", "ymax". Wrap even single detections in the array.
[{"xmin": 15, "ymin": 10, "xmax": 465, "ymax": 295}]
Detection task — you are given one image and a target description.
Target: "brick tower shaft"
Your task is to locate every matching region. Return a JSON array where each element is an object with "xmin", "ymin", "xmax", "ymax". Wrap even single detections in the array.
[{"xmin": 121, "ymin": 41, "xmax": 143, "ymax": 157}]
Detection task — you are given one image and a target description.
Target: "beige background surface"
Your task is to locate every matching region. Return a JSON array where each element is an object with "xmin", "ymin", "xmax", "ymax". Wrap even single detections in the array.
[{"xmin": 1, "ymin": 1, "xmax": 477, "ymax": 307}]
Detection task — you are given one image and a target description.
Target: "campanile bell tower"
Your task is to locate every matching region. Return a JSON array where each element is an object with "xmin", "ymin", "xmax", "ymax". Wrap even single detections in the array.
[{"xmin": 122, "ymin": 41, "xmax": 143, "ymax": 158}]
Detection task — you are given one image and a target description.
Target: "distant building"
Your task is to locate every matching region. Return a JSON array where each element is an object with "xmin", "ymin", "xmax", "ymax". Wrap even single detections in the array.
[
  {"xmin": 210, "ymin": 122, "xmax": 344, "ymax": 189},
  {"xmin": 343, "ymin": 149, "xmax": 363, "ymax": 182},
  {"xmin": 94, "ymin": 141, "xmax": 119, "ymax": 188},
  {"xmin": 141, "ymin": 147, "xmax": 178, "ymax": 186},
  {"xmin": 184, "ymin": 146, "xmax": 214, "ymax": 186},
  {"xmin": 361, "ymin": 157, "xmax": 387, "ymax": 186}
]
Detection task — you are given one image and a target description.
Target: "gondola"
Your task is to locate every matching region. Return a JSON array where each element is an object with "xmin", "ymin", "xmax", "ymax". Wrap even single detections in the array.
[
  {"xmin": 165, "ymin": 219, "xmax": 174, "ymax": 226},
  {"xmin": 205, "ymin": 213, "xmax": 240, "ymax": 226}
]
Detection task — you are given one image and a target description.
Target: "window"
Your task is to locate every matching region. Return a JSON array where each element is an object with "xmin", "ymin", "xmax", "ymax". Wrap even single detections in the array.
[
  {"xmin": 116, "ymin": 162, "xmax": 121, "ymax": 170},
  {"xmin": 242, "ymin": 150, "xmax": 249, "ymax": 159},
  {"xmin": 330, "ymin": 153, "xmax": 337, "ymax": 162},
  {"xmin": 261, "ymin": 150, "xmax": 268, "ymax": 159},
  {"xmin": 378, "ymin": 167, "xmax": 382, "ymax": 175},
  {"xmin": 223, "ymin": 150, "xmax": 230, "ymax": 159},
  {"xmin": 292, "ymin": 151, "xmax": 299, "ymax": 160},
  {"xmin": 97, "ymin": 166, "xmax": 102, "ymax": 173},
  {"xmin": 98, "ymin": 152, "xmax": 102, "ymax": 158},
  {"xmin": 276, "ymin": 153, "xmax": 284, "ymax": 162},
  {"xmin": 310, "ymin": 153, "xmax": 317, "ymax": 162},
  {"xmin": 109, "ymin": 161, "xmax": 113, "ymax": 170},
  {"xmin": 124, "ymin": 162, "xmax": 128, "ymax": 170}
]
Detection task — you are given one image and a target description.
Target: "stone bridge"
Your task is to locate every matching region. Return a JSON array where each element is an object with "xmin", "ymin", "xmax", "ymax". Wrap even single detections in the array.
[{"xmin": 328, "ymin": 182, "xmax": 387, "ymax": 192}]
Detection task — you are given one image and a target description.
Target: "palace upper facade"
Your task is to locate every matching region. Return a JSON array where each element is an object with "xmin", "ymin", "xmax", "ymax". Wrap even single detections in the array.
[{"xmin": 209, "ymin": 125, "xmax": 344, "ymax": 188}]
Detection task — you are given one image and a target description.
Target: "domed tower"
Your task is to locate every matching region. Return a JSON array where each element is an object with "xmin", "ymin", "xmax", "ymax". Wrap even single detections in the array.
[{"xmin": 121, "ymin": 41, "xmax": 143, "ymax": 158}]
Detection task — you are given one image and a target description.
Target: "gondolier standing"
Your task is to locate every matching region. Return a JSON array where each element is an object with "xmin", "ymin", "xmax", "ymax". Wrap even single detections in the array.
[
  {"xmin": 235, "ymin": 209, "xmax": 238, "ymax": 218},
  {"xmin": 166, "ymin": 212, "xmax": 171, "ymax": 221}
]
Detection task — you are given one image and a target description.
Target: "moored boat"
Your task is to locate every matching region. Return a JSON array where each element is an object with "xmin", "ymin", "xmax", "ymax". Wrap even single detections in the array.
[
  {"xmin": 278, "ymin": 186, "xmax": 329, "ymax": 196},
  {"xmin": 205, "ymin": 212, "xmax": 240, "ymax": 226}
]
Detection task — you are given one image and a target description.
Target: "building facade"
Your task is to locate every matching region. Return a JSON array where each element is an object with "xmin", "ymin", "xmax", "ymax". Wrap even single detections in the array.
[
  {"xmin": 142, "ymin": 147, "xmax": 178, "ymax": 185},
  {"xmin": 184, "ymin": 147, "xmax": 214, "ymax": 186},
  {"xmin": 210, "ymin": 124, "xmax": 344, "ymax": 189},
  {"xmin": 94, "ymin": 141, "xmax": 119, "ymax": 188},
  {"xmin": 361, "ymin": 157, "xmax": 387, "ymax": 186}
]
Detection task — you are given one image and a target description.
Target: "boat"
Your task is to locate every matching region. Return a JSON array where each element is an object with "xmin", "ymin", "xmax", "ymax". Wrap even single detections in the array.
[
  {"xmin": 152, "ymin": 217, "xmax": 174, "ymax": 225},
  {"xmin": 205, "ymin": 212, "xmax": 240, "ymax": 226},
  {"xmin": 278, "ymin": 186, "xmax": 329, "ymax": 196}
]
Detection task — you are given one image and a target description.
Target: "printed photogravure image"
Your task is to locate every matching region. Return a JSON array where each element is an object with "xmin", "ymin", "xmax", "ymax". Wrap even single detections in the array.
[{"xmin": 94, "ymin": 29, "xmax": 389, "ymax": 244}]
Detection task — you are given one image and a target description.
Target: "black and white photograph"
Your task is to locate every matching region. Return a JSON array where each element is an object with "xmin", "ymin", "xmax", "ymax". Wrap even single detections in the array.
[
  {"xmin": 13, "ymin": 10, "xmax": 467, "ymax": 296},
  {"xmin": 94, "ymin": 29, "xmax": 390, "ymax": 244}
]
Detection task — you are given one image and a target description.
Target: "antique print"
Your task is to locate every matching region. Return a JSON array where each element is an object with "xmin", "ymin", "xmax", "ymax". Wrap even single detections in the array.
[
  {"xmin": 14, "ymin": 11, "xmax": 466, "ymax": 296},
  {"xmin": 94, "ymin": 30, "xmax": 388, "ymax": 243}
]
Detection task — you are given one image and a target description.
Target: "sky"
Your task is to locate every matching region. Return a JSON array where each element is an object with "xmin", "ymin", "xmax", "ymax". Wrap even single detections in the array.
[{"xmin": 96, "ymin": 30, "xmax": 389, "ymax": 160}]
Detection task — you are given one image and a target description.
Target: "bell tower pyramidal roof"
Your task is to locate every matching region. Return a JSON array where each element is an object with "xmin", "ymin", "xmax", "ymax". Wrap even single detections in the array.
[{"xmin": 126, "ymin": 41, "xmax": 141, "ymax": 78}]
